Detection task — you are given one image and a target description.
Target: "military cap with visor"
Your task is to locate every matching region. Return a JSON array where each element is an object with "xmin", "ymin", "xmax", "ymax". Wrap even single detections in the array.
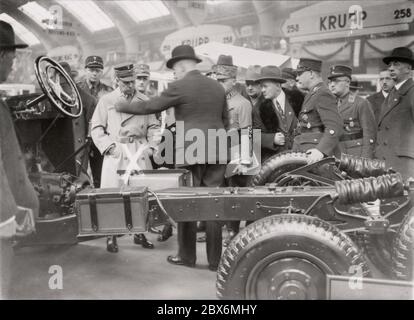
[
  {"xmin": 114, "ymin": 62, "xmax": 136, "ymax": 81},
  {"xmin": 328, "ymin": 65, "xmax": 353, "ymax": 80},
  {"xmin": 136, "ymin": 64, "xmax": 150, "ymax": 77},
  {"xmin": 295, "ymin": 58, "xmax": 322, "ymax": 74},
  {"xmin": 85, "ymin": 55, "xmax": 104, "ymax": 69}
]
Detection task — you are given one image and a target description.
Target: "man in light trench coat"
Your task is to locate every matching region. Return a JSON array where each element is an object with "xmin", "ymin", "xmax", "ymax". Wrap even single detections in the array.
[{"xmin": 91, "ymin": 62, "xmax": 161, "ymax": 252}]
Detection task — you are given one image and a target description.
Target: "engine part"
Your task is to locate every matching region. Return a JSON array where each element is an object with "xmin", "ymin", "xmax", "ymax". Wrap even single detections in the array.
[{"xmin": 335, "ymin": 173, "xmax": 404, "ymax": 205}]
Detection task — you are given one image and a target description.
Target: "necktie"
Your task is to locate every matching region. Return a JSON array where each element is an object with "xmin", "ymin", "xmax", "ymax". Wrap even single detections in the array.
[
  {"xmin": 337, "ymin": 98, "xmax": 342, "ymax": 108},
  {"xmin": 275, "ymin": 100, "xmax": 284, "ymax": 116}
]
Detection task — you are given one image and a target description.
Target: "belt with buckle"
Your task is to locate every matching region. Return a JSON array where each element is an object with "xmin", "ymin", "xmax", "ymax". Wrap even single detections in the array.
[
  {"xmin": 340, "ymin": 132, "xmax": 363, "ymax": 142},
  {"xmin": 299, "ymin": 126, "xmax": 324, "ymax": 134}
]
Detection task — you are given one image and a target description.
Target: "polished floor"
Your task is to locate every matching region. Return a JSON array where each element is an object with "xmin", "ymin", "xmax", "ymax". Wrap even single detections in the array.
[{"xmin": 9, "ymin": 232, "xmax": 217, "ymax": 299}]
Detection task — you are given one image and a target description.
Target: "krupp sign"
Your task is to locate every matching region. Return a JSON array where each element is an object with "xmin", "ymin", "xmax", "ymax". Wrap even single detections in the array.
[
  {"xmin": 281, "ymin": 2, "xmax": 413, "ymax": 39},
  {"xmin": 161, "ymin": 24, "xmax": 235, "ymax": 58}
]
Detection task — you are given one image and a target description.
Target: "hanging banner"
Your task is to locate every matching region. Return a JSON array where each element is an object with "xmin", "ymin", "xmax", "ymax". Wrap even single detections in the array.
[
  {"xmin": 47, "ymin": 45, "xmax": 81, "ymax": 67},
  {"xmin": 160, "ymin": 24, "xmax": 236, "ymax": 58},
  {"xmin": 281, "ymin": 2, "xmax": 414, "ymax": 42}
]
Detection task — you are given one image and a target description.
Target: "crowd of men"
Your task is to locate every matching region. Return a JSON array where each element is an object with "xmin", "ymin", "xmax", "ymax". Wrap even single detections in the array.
[{"xmin": 1, "ymin": 19, "xmax": 414, "ymax": 298}]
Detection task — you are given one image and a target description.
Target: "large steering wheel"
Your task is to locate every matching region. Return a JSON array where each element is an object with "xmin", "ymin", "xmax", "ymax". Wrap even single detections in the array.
[{"xmin": 29, "ymin": 56, "xmax": 83, "ymax": 118}]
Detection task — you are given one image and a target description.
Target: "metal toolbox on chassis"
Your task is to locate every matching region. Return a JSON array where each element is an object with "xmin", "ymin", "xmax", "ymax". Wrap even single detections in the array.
[
  {"xmin": 120, "ymin": 169, "xmax": 193, "ymax": 190},
  {"xmin": 76, "ymin": 186, "xmax": 148, "ymax": 236}
]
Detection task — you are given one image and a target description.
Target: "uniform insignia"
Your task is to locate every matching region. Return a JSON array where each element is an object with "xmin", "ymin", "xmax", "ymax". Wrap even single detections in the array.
[
  {"xmin": 329, "ymin": 130, "xmax": 335, "ymax": 135},
  {"xmin": 307, "ymin": 122, "xmax": 311, "ymax": 129},
  {"xmin": 369, "ymin": 139, "xmax": 374, "ymax": 144},
  {"xmin": 302, "ymin": 114, "xmax": 308, "ymax": 121}
]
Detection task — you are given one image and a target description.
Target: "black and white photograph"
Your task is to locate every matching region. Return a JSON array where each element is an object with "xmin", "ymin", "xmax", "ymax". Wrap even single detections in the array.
[{"xmin": 0, "ymin": 0, "xmax": 413, "ymax": 304}]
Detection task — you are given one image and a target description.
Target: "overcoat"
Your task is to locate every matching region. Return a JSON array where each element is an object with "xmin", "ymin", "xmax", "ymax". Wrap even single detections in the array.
[
  {"xmin": 376, "ymin": 78, "xmax": 414, "ymax": 179},
  {"xmin": 367, "ymin": 91, "xmax": 386, "ymax": 124},
  {"xmin": 91, "ymin": 88, "xmax": 160, "ymax": 187}
]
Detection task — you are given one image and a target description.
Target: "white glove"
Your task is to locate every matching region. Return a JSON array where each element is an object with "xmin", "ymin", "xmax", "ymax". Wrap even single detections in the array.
[{"xmin": 306, "ymin": 148, "xmax": 324, "ymax": 164}]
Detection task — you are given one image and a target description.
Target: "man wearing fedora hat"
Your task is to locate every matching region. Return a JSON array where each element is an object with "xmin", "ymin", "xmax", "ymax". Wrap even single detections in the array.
[
  {"xmin": 115, "ymin": 45, "xmax": 228, "ymax": 271},
  {"xmin": 376, "ymin": 47, "xmax": 414, "ymax": 179},
  {"xmin": 91, "ymin": 62, "xmax": 160, "ymax": 252},
  {"xmin": 244, "ymin": 65, "xmax": 264, "ymax": 110},
  {"xmin": 253, "ymin": 65, "xmax": 300, "ymax": 161},
  {"xmin": 0, "ymin": 21, "xmax": 39, "ymax": 298},
  {"xmin": 293, "ymin": 58, "xmax": 343, "ymax": 163},
  {"xmin": 328, "ymin": 65, "xmax": 376, "ymax": 159}
]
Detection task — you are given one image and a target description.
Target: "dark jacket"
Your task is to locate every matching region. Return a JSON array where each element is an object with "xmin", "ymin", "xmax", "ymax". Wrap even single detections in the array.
[
  {"xmin": 115, "ymin": 70, "xmax": 228, "ymax": 166},
  {"xmin": 376, "ymin": 79, "xmax": 414, "ymax": 179},
  {"xmin": 367, "ymin": 91, "xmax": 386, "ymax": 124},
  {"xmin": 292, "ymin": 82, "xmax": 343, "ymax": 156},
  {"xmin": 0, "ymin": 100, "xmax": 39, "ymax": 223},
  {"xmin": 76, "ymin": 79, "xmax": 113, "ymax": 102},
  {"xmin": 252, "ymin": 89, "xmax": 301, "ymax": 161}
]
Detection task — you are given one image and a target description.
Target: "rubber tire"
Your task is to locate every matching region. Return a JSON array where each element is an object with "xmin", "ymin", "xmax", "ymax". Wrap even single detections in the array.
[
  {"xmin": 361, "ymin": 233, "xmax": 394, "ymax": 277},
  {"xmin": 216, "ymin": 214, "xmax": 371, "ymax": 300},
  {"xmin": 250, "ymin": 151, "xmax": 309, "ymax": 186},
  {"xmin": 392, "ymin": 208, "xmax": 414, "ymax": 281}
]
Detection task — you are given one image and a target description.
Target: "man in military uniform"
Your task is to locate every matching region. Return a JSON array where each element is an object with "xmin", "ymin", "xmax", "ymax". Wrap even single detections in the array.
[
  {"xmin": 77, "ymin": 56, "xmax": 113, "ymax": 187},
  {"xmin": 376, "ymin": 47, "xmax": 414, "ymax": 179},
  {"xmin": 328, "ymin": 65, "xmax": 376, "ymax": 159},
  {"xmin": 78, "ymin": 56, "xmax": 113, "ymax": 100},
  {"xmin": 367, "ymin": 69, "xmax": 395, "ymax": 123},
  {"xmin": 135, "ymin": 63, "xmax": 157, "ymax": 98},
  {"xmin": 0, "ymin": 21, "xmax": 39, "ymax": 299},
  {"xmin": 253, "ymin": 65, "xmax": 299, "ymax": 161},
  {"xmin": 91, "ymin": 62, "xmax": 160, "ymax": 252},
  {"xmin": 294, "ymin": 58, "xmax": 343, "ymax": 163},
  {"xmin": 215, "ymin": 55, "xmax": 252, "ymax": 241}
]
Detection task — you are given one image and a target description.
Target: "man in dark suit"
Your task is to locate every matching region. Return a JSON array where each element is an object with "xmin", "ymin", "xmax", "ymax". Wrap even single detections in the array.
[
  {"xmin": 367, "ymin": 69, "xmax": 395, "ymax": 123},
  {"xmin": 115, "ymin": 45, "xmax": 228, "ymax": 271},
  {"xmin": 293, "ymin": 58, "xmax": 343, "ymax": 163},
  {"xmin": 376, "ymin": 47, "xmax": 414, "ymax": 179},
  {"xmin": 252, "ymin": 66, "xmax": 300, "ymax": 162},
  {"xmin": 0, "ymin": 21, "xmax": 39, "ymax": 299}
]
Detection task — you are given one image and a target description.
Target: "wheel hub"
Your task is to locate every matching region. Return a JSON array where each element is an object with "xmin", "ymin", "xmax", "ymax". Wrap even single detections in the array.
[{"xmin": 249, "ymin": 256, "xmax": 326, "ymax": 300}]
